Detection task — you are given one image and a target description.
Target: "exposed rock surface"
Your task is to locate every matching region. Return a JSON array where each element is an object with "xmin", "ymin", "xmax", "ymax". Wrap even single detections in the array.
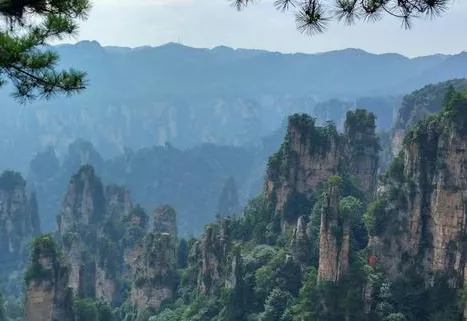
[
  {"xmin": 317, "ymin": 185, "xmax": 349, "ymax": 282},
  {"xmin": 344, "ymin": 109, "xmax": 379, "ymax": 196},
  {"xmin": 105, "ymin": 184, "xmax": 132, "ymax": 220},
  {"xmin": 0, "ymin": 171, "xmax": 40, "ymax": 299},
  {"xmin": 264, "ymin": 112, "xmax": 379, "ymax": 231},
  {"xmin": 197, "ymin": 221, "xmax": 232, "ymax": 295},
  {"xmin": 130, "ymin": 232, "xmax": 176, "ymax": 310},
  {"xmin": 153, "ymin": 205, "xmax": 177, "ymax": 239},
  {"xmin": 57, "ymin": 165, "xmax": 106, "ymax": 236},
  {"xmin": 24, "ymin": 236, "xmax": 73, "ymax": 321},
  {"xmin": 0, "ymin": 171, "xmax": 40, "ymax": 262},
  {"xmin": 391, "ymin": 79, "xmax": 467, "ymax": 156},
  {"xmin": 370, "ymin": 91, "xmax": 467, "ymax": 289},
  {"xmin": 290, "ymin": 216, "xmax": 311, "ymax": 270},
  {"xmin": 265, "ymin": 114, "xmax": 342, "ymax": 229}
]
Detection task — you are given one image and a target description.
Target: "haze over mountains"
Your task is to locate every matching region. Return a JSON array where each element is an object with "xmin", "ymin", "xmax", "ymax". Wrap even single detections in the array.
[
  {"xmin": 2, "ymin": 41, "xmax": 467, "ymax": 172},
  {"xmin": 1, "ymin": 41, "xmax": 467, "ymax": 235}
]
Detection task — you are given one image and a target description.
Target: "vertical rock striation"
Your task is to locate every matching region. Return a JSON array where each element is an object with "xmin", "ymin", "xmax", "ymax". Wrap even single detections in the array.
[
  {"xmin": 317, "ymin": 185, "xmax": 349, "ymax": 282},
  {"xmin": 24, "ymin": 235, "xmax": 73, "ymax": 321}
]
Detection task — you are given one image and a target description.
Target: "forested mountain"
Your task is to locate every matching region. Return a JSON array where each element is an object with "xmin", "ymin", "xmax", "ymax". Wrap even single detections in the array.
[
  {"xmin": 2, "ymin": 41, "xmax": 467, "ymax": 172},
  {"xmin": 16, "ymin": 86, "xmax": 467, "ymax": 321},
  {"xmin": 26, "ymin": 138, "xmax": 278, "ymax": 236}
]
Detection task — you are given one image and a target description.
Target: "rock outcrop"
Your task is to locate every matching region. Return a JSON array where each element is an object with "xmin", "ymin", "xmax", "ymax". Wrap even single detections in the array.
[
  {"xmin": 197, "ymin": 220, "xmax": 232, "ymax": 295},
  {"xmin": 391, "ymin": 79, "xmax": 467, "ymax": 156},
  {"xmin": 105, "ymin": 185, "xmax": 132, "ymax": 220},
  {"xmin": 216, "ymin": 177, "xmax": 240, "ymax": 218},
  {"xmin": 153, "ymin": 205, "xmax": 177, "ymax": 239},
  {"xmin": 24, "ymin": 235, "xmax": 73, "ymax": 321},
  {"xmin": 369, "ymin": 89, "xmax": 467, "ymax": 287},
  {"xmin": 130, "ymin": 232, "xmax": 176, "ymax": 310},
  {"xmin": 0, "ymin": 171, "xmax": 40, "ymax": 295},
  {"xmin": 57, "ymin": 165, "xmax": 137, "ymax": 305},
  {"xmin": 317, "ymin": 185, "xmax": 349, "ymax": 282},
  {"xmin": 57, "ymin": 165, "xmax": 106, "ymax": 236},
  {"xmin": 264, "ymin": 112, "xmax": 379, "ymax": 231},
  {"xmin": 290, "ymin": 216, "xmax": 311, "ymax": 270},
  {"xmin": 265, "ymin": 114, "xmax": 342, "ymax": 229},
  {"xmin": 344, "ymin": 109, "xmax": 379, "ymax": 196}
]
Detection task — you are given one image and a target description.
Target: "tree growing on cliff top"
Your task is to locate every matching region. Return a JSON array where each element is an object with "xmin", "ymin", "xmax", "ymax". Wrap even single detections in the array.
[
  {"xmin": 0, "ymin": 0, "xmax": 91, "ymax": 101},
  {"xmin": 231, "ymin": 0, "xmax": 452, "ymax": 35}
]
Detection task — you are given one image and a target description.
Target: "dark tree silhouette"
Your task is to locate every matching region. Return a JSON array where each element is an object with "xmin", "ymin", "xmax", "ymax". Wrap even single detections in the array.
[
  {"xmin": 231, "ymin": 0, "xmax": 452, "ymax": 35},
  {"xmin": 0, "ymin": 0, "xmax": 91, "ymax": 101}
]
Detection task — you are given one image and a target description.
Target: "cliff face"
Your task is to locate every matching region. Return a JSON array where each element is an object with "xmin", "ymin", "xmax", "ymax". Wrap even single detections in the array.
[
  {"xmin": 24, "ymin": 235, "xmax": 73, "ymax": 321},
  {"xmin": 0, "ymin": 171, "xmax": 40, "ymax": 299},
  {"xmin": 264, "ymin": 112, "xmax": 378, "ymax": 231},
  {"xmin": 56, "ymin": 165, "xmax": 141, "ymax": 306},
  {"xmin": 216, "ymin": 177, "xmax": 240, "ymax": 218},
  {"xmin": 153, "ymin": 205, "xmax": 177, "ymax": 239},
  {"xmin": 130, "ymin": 233, "xmax": 176, "ymax": 310},
  {"xmin": 105, "ymin": 185, "xmax": 132, "ymax": 220},
  {"xmin": 317, "ymin": 185, "xmax": 349, "ymax": 282},
  {"xmin": 57, "ymin": 165, "xmax": 106, "ymax": 236},
  {"xmin": 197, "ymin": 221, "xmax": 232, "ymax": 295},
  {"xmin": 344, "ymin": 109, "xmax": 379, "ymax": 197},
  {"xmin": 265, "ymin": 114, "xmax": 342, "ymax": 229},
  {"xmin": 391, "ymin": 79, "xmax": 467, "ymax": 156},
  {"xmin": 290, "ymin": 216, "xmax": 311, "ymax": 270},
  {"xmin": 369, "ymin": 89, "xmax": 467, "ymax": 287},
  {"xmin": 0, "ymin": 171, "xmax": 40, "ymax": 262}
]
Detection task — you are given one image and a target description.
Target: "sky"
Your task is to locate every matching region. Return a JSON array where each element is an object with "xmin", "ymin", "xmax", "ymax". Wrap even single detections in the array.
[{"xmin": 63, "ymin": 0, "xmax": 467, "ymax": 57}]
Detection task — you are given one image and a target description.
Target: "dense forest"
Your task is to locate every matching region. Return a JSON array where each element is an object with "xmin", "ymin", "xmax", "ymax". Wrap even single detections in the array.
[{"xmin": 2, "ymin": 80, "xmax": 467, "ymax": 321}]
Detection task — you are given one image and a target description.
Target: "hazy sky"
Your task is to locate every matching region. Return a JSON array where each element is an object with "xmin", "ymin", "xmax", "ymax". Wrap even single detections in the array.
[{"xmin": 68, "ymin": 0, "xmax": 467, "ymax": 57}]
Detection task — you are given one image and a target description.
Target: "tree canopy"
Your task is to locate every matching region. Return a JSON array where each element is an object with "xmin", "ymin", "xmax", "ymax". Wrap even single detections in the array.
[
  {"xmin": 231, "ymin": 0, "xmax": 452, "ymax": 35},
  {"xmin": 0, "ymin": 0, "xmax": 91, "ymax": 101}
]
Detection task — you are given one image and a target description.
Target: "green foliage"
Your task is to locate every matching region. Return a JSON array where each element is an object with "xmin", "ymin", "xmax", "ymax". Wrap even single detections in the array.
[
  {"xmin": 339, "ymin": 196, "xmax": 368, "ymax": 251},
  {"xmin": 371, "ymin": 269, "xmax": 463, "ymax": 321},
  {"xmin": 74, "ymin": 298, "xmax": 114, "ymax": 321},
  {"xmin": 294, "ymin": 265, "xmax": 366, "ymax": 321},
  {"xmin": 363, "ymin": 199, "xmax": 388, "ymax": 237},
  {"xmin": 122, "ymin": 205, "xmax": 149, "ymax": 248},
  {"xmin": 444, "ymin": 89, "xmax": 467, "ymax": 135},
  {"xmin": 24, "ymin": 233, "xmax": 58, "ymax": 285},
  {"xmin": 345, "ymin": 109, "xmax": 381, "ymax": 155},
  {"xmin": 74, "ymin": 298, "xmax": 98, "ymax": 321},
  {"xmin": 258, "ymin": 288, "xmax": 293, "ymax": 321},
  {"xmin": 385, "ymin": 153, "xmax": 405, "ymax": 183},
  {"xmin": 267, "ymin": 114, "xmax": 339, "ymax": 185},
  {"xmin": 396, "ymin": 79, "xmax": 467, "ymax": 131},
  {"xmin": 242, "ymin": 196, "xmax": 275, "ymax": 244},
  {"xmin": 0, "ymin": 0, "xmax": 90, "ymax": 101}
]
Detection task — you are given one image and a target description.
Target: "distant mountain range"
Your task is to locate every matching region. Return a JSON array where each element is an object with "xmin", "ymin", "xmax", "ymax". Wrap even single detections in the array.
[
  {"xmin": 50, "ymin": 41, "xmax": 467, "ymax": 98},
  {"xmin": 0, "ymin": 41, "xmax": 466, "ymax": 173}
]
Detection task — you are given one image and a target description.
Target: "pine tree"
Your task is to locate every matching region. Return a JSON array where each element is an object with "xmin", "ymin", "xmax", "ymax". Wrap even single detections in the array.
[
  {"xmin": 231, "ymin": 0, "xmax": 452, "ymax": 35},
  {"xmin": 0, "ymin": 0, "xmax": 91, "ymax": 101}
]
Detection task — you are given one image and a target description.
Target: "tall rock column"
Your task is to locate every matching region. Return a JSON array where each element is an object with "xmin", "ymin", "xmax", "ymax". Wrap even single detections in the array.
[
  {"xmin": 264, "ymin": 114, "xmax": 342, "ymax": 230},
  {"xmin": 290, "ymin": 215, "xmax": 311, "ymax": 270},
  {"xmin": 130, "ymin": 232, "xmax": 176, "ymax": 310},
  {"xmin": 153, "ymin": 205, "xmax": 177, "ymax": 240},
  {"xmin": 24, "ymin": 235, "xmax": 73, "ymax": 321},
  {"xmin": 318, "ymin": 185, "xmax": 349, "ymax": 282},
  {"xmin": 344, "ymin": 109, "xmax": 379, "ymax": 196}
]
